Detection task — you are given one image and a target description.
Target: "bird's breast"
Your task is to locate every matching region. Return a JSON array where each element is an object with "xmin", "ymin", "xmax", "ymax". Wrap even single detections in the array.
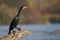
[{"xmin": 10, "ymin": 18, "xmax": 19, "ymax": 26}]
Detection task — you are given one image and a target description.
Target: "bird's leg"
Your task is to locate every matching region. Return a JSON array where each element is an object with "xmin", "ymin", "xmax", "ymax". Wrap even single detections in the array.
[
  {"xmin": 12, "ymin": 30, "xmax": 15, "ymax": 35},
  {"xmin": 16, "ymin": 27, "xmax": 21, "ymax": 31}
]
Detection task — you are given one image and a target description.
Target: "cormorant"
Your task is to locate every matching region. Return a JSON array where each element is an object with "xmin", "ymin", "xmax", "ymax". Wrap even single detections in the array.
[{"xmin": 8, "ymin": 6, "xmax": 27, "ymax": 34}]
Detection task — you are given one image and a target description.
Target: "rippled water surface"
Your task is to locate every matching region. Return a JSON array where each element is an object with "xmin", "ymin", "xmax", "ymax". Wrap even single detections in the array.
[{"xmin": 0, "ymin": 24, "xmax": 60, "ymax": 40}]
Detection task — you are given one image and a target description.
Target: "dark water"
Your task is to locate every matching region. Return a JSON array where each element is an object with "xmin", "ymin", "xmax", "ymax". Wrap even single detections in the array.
[{"xmin": 0, "ymin": 24, "xmax": 60, "ymax": 40}]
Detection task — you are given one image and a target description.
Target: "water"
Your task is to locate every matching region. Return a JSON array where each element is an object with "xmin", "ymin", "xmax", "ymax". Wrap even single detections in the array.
[{"xmin": 0, "ymin": 24, "xmax": 60, "ymax": 40}]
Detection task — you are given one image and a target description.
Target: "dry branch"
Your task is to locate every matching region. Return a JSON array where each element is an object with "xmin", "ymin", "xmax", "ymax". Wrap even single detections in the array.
[{"xmin": 0, "ymin": 29, "xmax": 30, "ymax": 40}]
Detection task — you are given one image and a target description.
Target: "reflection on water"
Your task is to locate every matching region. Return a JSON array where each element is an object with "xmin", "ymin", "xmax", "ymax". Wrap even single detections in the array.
[{"xmin": 0, "ymin": 24, "xmax": 60, "ymax": 40}]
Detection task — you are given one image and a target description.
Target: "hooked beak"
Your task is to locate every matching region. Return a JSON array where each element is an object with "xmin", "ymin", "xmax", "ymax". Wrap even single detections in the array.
[{"xmin": 23, "ymin": 6, "xmax": 27, "ymax": 9}]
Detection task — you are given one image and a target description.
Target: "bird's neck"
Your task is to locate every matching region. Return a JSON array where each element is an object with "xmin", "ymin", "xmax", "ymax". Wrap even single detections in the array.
[{"xmin": 16, "ymin": 8, "xmax": 23, "ymax": 17}]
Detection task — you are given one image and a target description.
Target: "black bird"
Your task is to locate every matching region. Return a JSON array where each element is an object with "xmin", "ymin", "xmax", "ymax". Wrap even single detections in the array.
[{"xmin": 8, "ymin": 6, "xmax": 27, "ymax": 34}]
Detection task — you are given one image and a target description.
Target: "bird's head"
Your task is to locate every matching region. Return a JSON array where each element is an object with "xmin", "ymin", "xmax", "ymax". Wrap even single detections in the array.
[{"xmin": 20, "ymin": 6, "xmax": 27, "ymax": 10}]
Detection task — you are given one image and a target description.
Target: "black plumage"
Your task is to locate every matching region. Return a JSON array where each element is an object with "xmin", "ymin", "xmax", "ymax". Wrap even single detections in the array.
[{"xmin": 8, "ymin": 6, "xmax": 24, "ymax": 34}]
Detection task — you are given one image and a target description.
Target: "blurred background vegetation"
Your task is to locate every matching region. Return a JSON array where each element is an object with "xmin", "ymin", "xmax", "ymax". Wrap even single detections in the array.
[{"xmin": 0, "ymin": 0, "xmax": 60, "ymax": 24}]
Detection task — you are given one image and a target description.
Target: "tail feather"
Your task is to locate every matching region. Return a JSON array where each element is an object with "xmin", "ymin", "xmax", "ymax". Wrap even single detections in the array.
[{"xmin": 8, "ymin": 30, "xmax": 11, "ymax": 34}]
